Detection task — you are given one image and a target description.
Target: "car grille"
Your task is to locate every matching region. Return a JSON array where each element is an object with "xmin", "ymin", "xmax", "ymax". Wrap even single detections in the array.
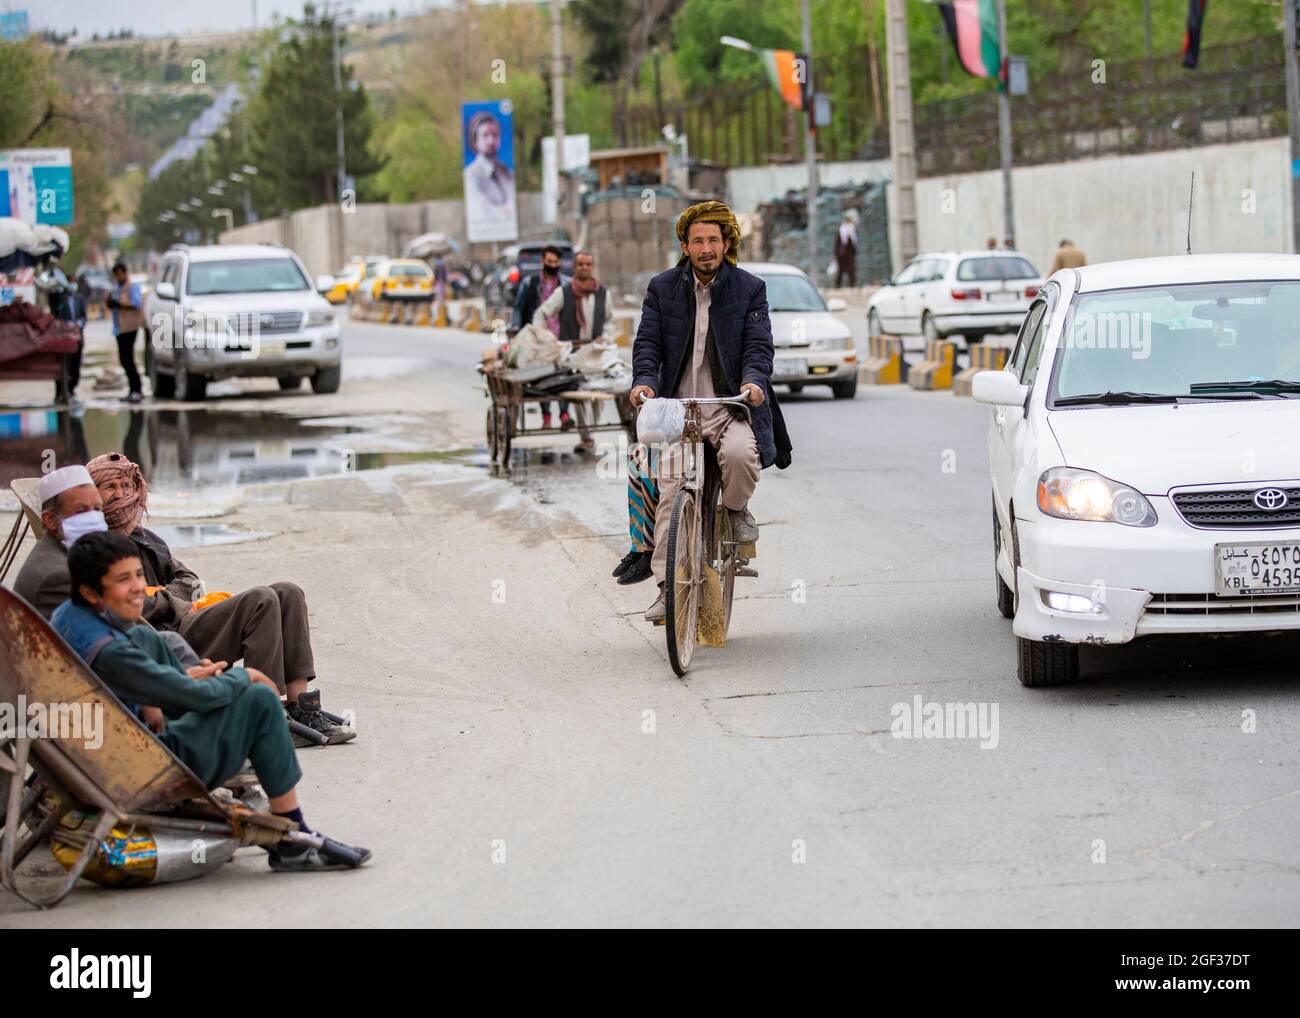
[
  {"xmin": 1171, "ymin": 485, "xmax": 1300, "ymax": 529},
  {"xmin": 1146, "ymin": 592, "xmax": 1300, "ymax": 616},
  {"xmin": 226, "ymin": 311, "xmax": 304, "ymax": 336}
]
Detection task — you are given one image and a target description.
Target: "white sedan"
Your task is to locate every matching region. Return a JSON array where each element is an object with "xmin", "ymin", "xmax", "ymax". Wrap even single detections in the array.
[
  {"xmin": 974, "ymin": 253, "xmax": 1300, "ymax": 687},
  {"xmin": 743, "ymin": 262, "xmax": 859, "ymax": 399},
  {"xmin": 868, "ymin": 249, "xmax": 1044, "ymax": 344}
]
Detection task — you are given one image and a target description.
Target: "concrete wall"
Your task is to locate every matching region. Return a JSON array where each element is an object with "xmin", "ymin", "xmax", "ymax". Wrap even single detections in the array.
[
  {"xmin": 726, "ymin": 160, "xmax": 892, "ymax": 214},
  {"xmin": 903, "ymin": 138, "xmax": 1292, "ymax": 277},
  {"xmin": 220, "ymin": 191, "xmax": 553, "ymax": 277}
]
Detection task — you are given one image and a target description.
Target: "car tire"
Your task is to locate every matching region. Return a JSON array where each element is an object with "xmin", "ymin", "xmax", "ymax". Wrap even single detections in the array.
[
  {"xmin": 993, "ymin": 498, "xmax": 1014, "ymax": 619},
  {"xmin": 278, "ymin": 376, "xmax": 304, "ymax": 391},
  {"xmin": 921, "ymin": 311, "xmax": 939, "ymax": 343},
  {"xmin": 965, "ymin": 332, "xmax": 985, "ymax": 345},
  {"xmin": 1017, "ymin": 637, "xmax": 1080, "ymax": 688},
  {"xmin": 831, "ymin": 376, "xmax": 858, "ymax": 399},
  {"xmin": 868, "ymin": 308, "xmax": 882, "ymax": 339},
  {"xmin": 174, "ymin": 355, "xmax": 207, "ymax": 402},
  {"xmin": 312, "ymin": 365, "xmax": 342, "ymax": 394},
  {"xmin": 145, "ymin": 332, "xmax": 175, "ymax": 399}
]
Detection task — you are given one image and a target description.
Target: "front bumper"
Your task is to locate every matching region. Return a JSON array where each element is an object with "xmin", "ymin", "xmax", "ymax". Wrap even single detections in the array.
[
  {"xmin": 186, "ymin": 327, "xmax": 342, "ymax": 379},
  {"xmin": 771, "ymin": 349, "xmax": 858, "ymax": 385},
  {"xmin": 1012, "ymin": 499, "xmax": 1300, "ymax": 643}
]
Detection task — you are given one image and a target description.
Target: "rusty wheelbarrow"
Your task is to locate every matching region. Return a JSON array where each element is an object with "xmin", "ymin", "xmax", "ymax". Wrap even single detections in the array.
[{"xmin": 0, "ymin": 584, "xmax": 331, "ymax": 909}]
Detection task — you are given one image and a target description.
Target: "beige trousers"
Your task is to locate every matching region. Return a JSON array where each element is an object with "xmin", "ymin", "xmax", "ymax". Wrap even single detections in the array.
[{"xmin": 650, "ymin": 409, "xmax": 761, "ymax": 584}]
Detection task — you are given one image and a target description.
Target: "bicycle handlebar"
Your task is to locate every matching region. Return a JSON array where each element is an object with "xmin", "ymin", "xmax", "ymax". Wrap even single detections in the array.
[{"xmin": 632, "ymin": 391, "xmax": 752, "ymax": 407}]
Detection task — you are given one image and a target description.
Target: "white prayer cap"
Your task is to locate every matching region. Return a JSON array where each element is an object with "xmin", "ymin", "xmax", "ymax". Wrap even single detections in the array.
[{"xmin": 37, "ymin": 465, "xmax": 95, "ymax": 505}]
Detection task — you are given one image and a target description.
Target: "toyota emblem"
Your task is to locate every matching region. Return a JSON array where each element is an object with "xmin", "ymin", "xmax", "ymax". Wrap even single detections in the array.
[
  {"xmin": 1253, "ymin": 488, "xmax": 1289, "ymax": 511},
  {"xmin": 260, "ymin": 314, "xmax": 274, "ymax": 327}
]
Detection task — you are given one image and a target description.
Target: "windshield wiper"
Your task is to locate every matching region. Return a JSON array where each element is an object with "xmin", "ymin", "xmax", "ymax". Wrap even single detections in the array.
[
  {"xmin": 1052, "ymin": 391, "xmax": 1180, "ymax": 406},
  {"xmin": 1189, "ymin": 378, "xmax": 1300, "ymax": 394}
]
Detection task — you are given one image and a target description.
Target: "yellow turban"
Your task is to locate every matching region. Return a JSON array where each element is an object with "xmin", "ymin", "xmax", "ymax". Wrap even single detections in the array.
[{"xmin": 675, "ymin": 201, "xmax": 740, "ymax": 265}]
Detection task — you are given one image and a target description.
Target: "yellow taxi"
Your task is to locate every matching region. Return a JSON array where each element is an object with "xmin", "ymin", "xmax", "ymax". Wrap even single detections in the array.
[
  {"xmin": 323, "ymin": 261, "xmax": 368, "ymax": 304},
  {"xmin": 369, "ymin": 259, "xmax": 435, "ymax": 302}
]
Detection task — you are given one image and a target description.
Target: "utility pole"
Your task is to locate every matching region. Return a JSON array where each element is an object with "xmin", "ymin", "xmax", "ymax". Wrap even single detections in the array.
[
  {"xmin": 550, "ymin": 0, "xmax": 566, "ymax": 219},
  {"xmin": 801, "ymin": 0, "xmax": 819, "ymax": 285},
  {"xmin": 996, "ymin": 0, "xmax": 1014, "ymax": 247},
  {"xmin": 884, "ymin": 0, "xmax": 917, "ymax": 263},
  {"xmin": 1287, "ymin": 0, "xmax": 1300, "ymax": 253}
]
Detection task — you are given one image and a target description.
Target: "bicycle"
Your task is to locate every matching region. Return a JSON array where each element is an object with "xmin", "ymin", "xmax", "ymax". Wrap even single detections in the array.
[{"xmin": 655, "ymin": 393, "xmax": 756, "ymax": 676}]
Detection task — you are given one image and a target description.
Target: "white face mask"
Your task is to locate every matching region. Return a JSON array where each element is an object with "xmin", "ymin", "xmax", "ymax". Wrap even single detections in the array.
[{"xmin": 60, "ymin": 509, "xmax": 108, "ymax": 550}]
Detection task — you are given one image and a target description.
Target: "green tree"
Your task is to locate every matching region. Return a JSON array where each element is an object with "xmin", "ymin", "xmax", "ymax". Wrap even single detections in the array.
[{"xmin": 246, "ymin": 6, "xmax": 384, "ymax": 213}]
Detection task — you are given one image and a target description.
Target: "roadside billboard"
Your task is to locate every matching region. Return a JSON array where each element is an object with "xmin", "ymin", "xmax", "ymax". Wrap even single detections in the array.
[
  {"xmin": 0, "ymin": 148, "xmax": 75, "ymax": 225},
  {"xmin": 462, "ymin": 100, "xmax": 518, "ymax": 244}
]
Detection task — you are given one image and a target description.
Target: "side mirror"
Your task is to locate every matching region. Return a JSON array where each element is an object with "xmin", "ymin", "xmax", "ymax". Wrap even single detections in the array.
[
  {"xmin": 972, "ymin": 369, "xmax": 1030, "ymax": 407},
  {"xmin": 316, "ymin": 275, "xmax": 335, "ymax": 293},
  {"xmin": 826, "ymin": 297, "xmax": 847, "ymax": 313},
  {"xmin": 155, "ymin": 281, "xmax": 176, "ymax": 301}
]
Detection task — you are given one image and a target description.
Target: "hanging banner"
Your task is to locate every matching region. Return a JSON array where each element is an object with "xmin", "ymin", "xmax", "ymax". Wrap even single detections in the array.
[
  {"xmin": 936, "ymin": 1, "xmax": 1001, "ymax": 82},
  {"xmin": 462, "ymin": 100, "xmax": 518, "ymax": 244},
  {"xmin": 0, "ymin": 148, "xmax": 75, "ymax": 225}
]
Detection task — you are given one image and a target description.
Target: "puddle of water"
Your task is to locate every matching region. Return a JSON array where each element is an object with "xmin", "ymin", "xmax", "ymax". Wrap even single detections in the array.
[
  {"xmin": 149, "ymin": 523, "xmax": 271, "ymax": 548},
  {"xmin": 0, "ymin": 407, "xmax": 471, "ymax": 507}
]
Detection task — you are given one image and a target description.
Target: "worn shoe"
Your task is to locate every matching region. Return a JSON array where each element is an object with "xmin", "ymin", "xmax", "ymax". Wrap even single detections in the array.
[
  {"xmin": 542, "ymin": 413, "xmax": 553, "ymax": 429},
  {"xmin": 268, "ymin": 842, "xmax": 372, "ymax": 872},
  {"xmin": 287, "ymin": 690, "xmax": 356, "ymax": 746},
  {"xmin": 729, "ymin": 507, "xmax": 759, "ymax": 544},
  {"xmin": 612, "ymin": 549, "xmax": 640, "ymax": 578},
  {"xmin": 560, "ymin": 412, "xmax": 575, "ymax": 430},
  {"xmin": 126, "ymin": 391, "xmax": 144, "ymax": 404},
  {"xmin": 644, "ymin": 585, "xmax": 666, "ymax": 623},
  {"xmin": 618, "ymin": 551, "xmax": 653, "ymax": 585}
]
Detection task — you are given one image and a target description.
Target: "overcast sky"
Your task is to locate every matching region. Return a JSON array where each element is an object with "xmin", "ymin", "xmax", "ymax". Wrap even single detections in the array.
[{"xmin": 26, "ymin": 0, "xmax": 466, "ymax": 38}]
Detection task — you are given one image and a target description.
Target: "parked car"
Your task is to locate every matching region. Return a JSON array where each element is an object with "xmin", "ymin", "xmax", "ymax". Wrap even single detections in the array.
[
  {"xmin": 867, "ymin": 249, "xmax": 1044, "ymax": 345},
  {"xmin": 974, "ymin": 252, "xmax": 1300, "ymax": 687},
  {"xmin": 144, "ymin": 243, "xmax": 343, "ymax": 401},
  {"xmin": 322, "ymin": 260, "xmax": 368, "ymax": 305},
  {"xmin": 484, "ymin": 241, "xmax": 576, "ymax": 309},
  {"xmin": 741, "ymin": 262, "xmax": 858, "ymax": 399},
  {"xmin": 367, "ymin": 259, "xmax": 435, "ymax": 302}
]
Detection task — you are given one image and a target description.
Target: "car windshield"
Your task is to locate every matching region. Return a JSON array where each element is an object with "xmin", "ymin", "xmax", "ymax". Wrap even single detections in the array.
[
  {"xmin": 1051, "ymin": 280, "xmax": 1300, "ymax": 401},
  {"xmin": 187, "ymin": 258, "xmax": 309, "ymax": 295},
  {"xmin": 956, "ymin": 257, "xmax": 1038, "ymax": 281},
  {"xmin": 758, "ymin": 273, "xmax": 826, "ymax": 312},
  {"xmin": 388, "ymin": 264, "xmax": 430, "ymax": 277}
]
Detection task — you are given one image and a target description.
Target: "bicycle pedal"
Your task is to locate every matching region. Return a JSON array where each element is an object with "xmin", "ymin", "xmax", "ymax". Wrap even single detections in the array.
[{"xmin": 735, "ymin": 565, "xmax": 758, "ymax": 578}]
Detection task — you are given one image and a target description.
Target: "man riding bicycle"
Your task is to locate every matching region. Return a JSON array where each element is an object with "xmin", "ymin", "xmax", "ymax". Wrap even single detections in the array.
[{"xmin": 630, "ymin": 200, "xmax": 792, "ymax": 623}]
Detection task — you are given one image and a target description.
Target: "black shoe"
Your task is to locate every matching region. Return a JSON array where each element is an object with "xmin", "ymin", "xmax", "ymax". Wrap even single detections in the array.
[
  {"xmin": 126, "ymin": 391, "xmax": 144, "ymax": 404},
  {"xmin": 617, "ymin": 551, "xmax": 653, "ymax": 585},
  {"xmin": 612, "ymin": 549, "xmax": 640, "ymax": 578},
  {"xmin": 268, "ymin": 842, "xmax": 372, "ymax": 871},
  {"xmin": 287, "ymin": 690, "xmax": 355, "ymax": 746}
]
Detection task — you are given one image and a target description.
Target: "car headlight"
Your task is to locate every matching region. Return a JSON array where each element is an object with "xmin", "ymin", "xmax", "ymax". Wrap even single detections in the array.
[
  {"xmin": 1037, "ymin": 467, "xmax": 1157, "ymax": 527},
  {"xmin": 811, "ymin": 335, "xmax": 853, "ymax": 351},
  {"xmin": 306, "ymin": 310, "xmax": 334, "ymax": 327}
]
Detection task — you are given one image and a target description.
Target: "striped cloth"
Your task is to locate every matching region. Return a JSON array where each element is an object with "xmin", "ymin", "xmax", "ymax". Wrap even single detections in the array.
[{"xmin": 627, "ymin": 444, "xmax": 660, "ymax": 552}]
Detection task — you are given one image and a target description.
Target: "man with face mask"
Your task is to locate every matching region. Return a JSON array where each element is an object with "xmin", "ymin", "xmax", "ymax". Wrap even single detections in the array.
[{"xmin": 512, "ymin": 245, "xmax": 571, "ymax": 429}]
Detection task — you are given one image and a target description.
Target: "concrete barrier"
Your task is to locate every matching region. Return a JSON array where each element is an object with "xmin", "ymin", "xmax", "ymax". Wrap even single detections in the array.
[
  {"xmin": 434, "ymin": 302, "xmax": 450, "ymax": 328},
  {"xmin": 860, "ymin": 333, "xmax": 905, "ymax": 385},
  {"xmin": 458, "ymin": 305, "xmax": 482, "ymax": 331},
  {"xmin": 908, "ymin": 338, "xmax": 957, "ymax": 391},
  {"xmin": 953, "ymin": 344, "xmax": 1009, "ymax": 396}
]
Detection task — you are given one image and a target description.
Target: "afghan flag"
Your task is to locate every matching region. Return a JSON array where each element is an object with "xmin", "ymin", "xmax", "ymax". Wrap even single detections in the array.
[
  {"xmin": 1182, "ymin": 0, "xmax": 1208, "ymax": 70},
  {"xmin": 937, "ymin": 1, "xmax": 1001, "ymax": 82},
  {"xmin": 759, "ymin": 49, "xmax": 811, "ymax": 111}
]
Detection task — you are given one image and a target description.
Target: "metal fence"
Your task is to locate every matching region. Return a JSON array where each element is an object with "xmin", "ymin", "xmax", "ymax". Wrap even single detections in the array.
[{"xmin": 623, "ymin": 40, "xmax": 1285, "ymax": 177}]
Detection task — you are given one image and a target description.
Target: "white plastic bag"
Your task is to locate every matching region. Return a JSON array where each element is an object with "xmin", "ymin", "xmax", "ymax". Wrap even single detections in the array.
[{"xmin": 636, "ymin": 397, "xmax": 685, "ymax": 446}]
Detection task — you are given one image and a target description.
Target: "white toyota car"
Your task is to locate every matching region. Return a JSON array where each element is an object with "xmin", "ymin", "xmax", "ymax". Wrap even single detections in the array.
[{"xmin": 974, "ymin": 253, "xmax": 1300, "ymax": 687}]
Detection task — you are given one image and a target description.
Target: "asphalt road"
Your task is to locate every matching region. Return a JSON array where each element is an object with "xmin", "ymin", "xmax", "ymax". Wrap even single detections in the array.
[{"xmin": 4, "ymin": 312, "xmax": 1298, "ymax": 927}]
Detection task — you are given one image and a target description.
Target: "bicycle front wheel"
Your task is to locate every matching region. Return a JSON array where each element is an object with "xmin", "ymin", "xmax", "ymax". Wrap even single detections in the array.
[{"xmin": 664, "ymin": 487, "xmax": 700, "ymax": 676}]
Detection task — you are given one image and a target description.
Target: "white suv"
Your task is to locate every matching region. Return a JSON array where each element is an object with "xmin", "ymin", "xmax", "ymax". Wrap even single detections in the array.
[
  {"xmin": 867, "ymin": 249, "xmax": 1044, "ymax": 344},
  {"xmin": 974, "ymin": 253, "xmax": 1300, "ymax": 687},
  {"xmin": 144, "ymin": 244, "xmax": 343, "ymax": 401}
]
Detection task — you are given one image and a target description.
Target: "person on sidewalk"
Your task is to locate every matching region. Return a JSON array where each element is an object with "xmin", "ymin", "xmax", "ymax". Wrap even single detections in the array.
[
  {"xmin": 532, "ymin": 250, "xmax": 618, "ymax": 450},
  {"xmin": 86, "ymin": 451, "xmax": 353, "ymax": 747},
  {"xmin": 105, "ymin": 262, "xmax": 145, "ymax": 403},
  {"xmin": 834, "ymin": 211, "xmax": 858, "ymax": 289},
  {"xmin": 630, "ymin": 200, "xmax": 793, "ymax": 623},
  {"xmin": 1048, "ymin": 239, "xmax": 1087, "ymax": 275},
  {"xmin": 53, "ymin": 531, "xmax": 370, "ymax": 872},
  {"xmin": 512, "ymin": 245, "xmax": 570, "ymax": 429}
]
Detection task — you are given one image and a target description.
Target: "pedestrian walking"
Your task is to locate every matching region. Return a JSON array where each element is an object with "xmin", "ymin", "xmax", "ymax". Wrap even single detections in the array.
[
  {"xmin": 834, "ymin": 211, "xmax": 858, "ymax": 288},
  {"xmin": 105, "ymin": 261, "xmax": 144, "ymax": 403}
]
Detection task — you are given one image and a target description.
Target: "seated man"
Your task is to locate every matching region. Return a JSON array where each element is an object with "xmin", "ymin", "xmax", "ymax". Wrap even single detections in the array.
[
  {"xmin": 630, "ymin": 200, "xmax": 792, "ymax": 622},
  {"xmin": 13, "ymin": 462, "xmax": 351, "ymax": 746},
  {"xmin": 52, "ymin": 531, "xmax": 370, "ymax": 871}
]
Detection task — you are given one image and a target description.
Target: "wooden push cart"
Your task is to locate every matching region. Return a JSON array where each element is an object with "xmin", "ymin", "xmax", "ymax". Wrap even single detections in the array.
[{"xmin": 480, "ymin": 363, "xmax": 638, "ymax": 470}]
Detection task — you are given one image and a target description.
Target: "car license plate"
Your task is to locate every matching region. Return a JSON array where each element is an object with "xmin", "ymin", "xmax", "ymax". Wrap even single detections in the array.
[
  {"xmin": 258, "ymin": 341, "xmax": 285, "ymax": 359},
  {"xmin": 1215, "ymin": 542, "xmax": 1300, "ymax": 595},
  {"xmin": 775, "ymin": 358, "xmax": 807, "ymax": 376},
  {"xmin": 986, "ymin": 291, "xmax": 1015, "ymax": 304}
]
